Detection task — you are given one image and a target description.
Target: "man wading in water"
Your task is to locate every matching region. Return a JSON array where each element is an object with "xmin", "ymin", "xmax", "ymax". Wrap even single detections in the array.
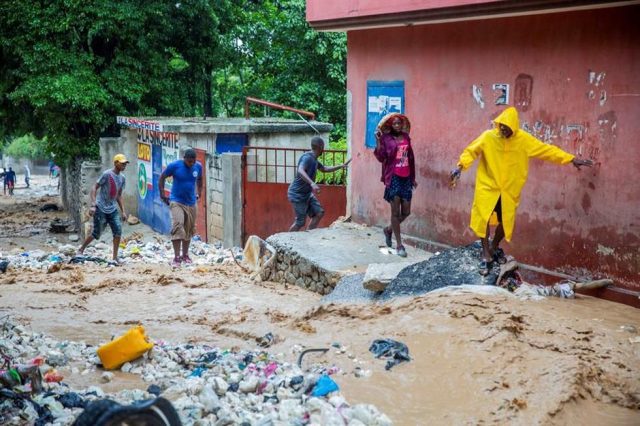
[{"xmin": 450, "ymin": 107, "xmax": 593, "ymax": 275}]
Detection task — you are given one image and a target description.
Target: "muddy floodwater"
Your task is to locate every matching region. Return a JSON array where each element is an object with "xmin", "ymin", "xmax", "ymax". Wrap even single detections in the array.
[{"xmin": 1, "ymin": 177, "xmax": 639, "ymax": 425}]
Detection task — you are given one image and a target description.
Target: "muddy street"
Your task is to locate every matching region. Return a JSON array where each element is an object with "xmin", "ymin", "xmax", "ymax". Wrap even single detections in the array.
[{"xmin": 1, "ymin": 183, "xmax": 639, "ymax": 425}]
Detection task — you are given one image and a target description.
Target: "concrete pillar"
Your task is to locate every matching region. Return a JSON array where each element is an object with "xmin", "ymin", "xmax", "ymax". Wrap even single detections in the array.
[{"xmin": 222, "ymin": 153, "xmax": 242, "ymax": 248}]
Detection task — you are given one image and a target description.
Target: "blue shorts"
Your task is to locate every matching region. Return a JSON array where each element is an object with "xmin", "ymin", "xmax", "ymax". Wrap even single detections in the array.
[
  {"xmin": 92, "ymin": 209, "xmax": 122, "ymax": 239},
  {"xmin": 290, "ymin": 195, "xmax": 324, "ymax": 227},
  {"xmin": 384, "ymin": 175, "xmax": 413, "ymax": 203}
]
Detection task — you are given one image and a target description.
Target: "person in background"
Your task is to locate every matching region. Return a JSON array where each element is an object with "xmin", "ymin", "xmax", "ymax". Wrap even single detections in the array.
[
  {"xmin": 159, "ymin": 148, "xmax": 203, "ymax": 268},
  {"xmin": 374, "ymin": 114, "xmax": 417, "ymax": 258},
  {"xmin": 5, "ymin": 167, "xmax": 16, "ymax": 196},
  {"xmin": 78, "ymin": 154, "xmax": 129, "ymax": 264},
  {"xmin": 24, "ymin": 164, "xmax": 31, "ymax": 188},
  {"xmin": 287, "ymin": 136, "xmax": 351, "ymax": 232},
  {"xmin": 450, "ymin": 106, "xmax": 593, "ymax": 276}
]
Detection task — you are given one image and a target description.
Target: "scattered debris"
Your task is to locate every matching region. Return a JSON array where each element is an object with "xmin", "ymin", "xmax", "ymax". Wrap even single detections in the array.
[
  {"xmin": 0, "ymin": 318, "xmax": 392, "ymax": 425},
  {"xmin": 369, "ymin": 339, "xmax": 411, "ymax": 370},
  {"xmin": 0, "ymin": 259, "xmax": 8, "ymax": 273},
  {"xmin": 40, "ymin": 203, "xmax": 60, "ymax": 212},
  {"xmin": 256, "ymin": 332, "xmax": 276, "ymax": 348},
  {"xmin": 49, "ymin": 219, "xmax": 75, "ymax": 234}
]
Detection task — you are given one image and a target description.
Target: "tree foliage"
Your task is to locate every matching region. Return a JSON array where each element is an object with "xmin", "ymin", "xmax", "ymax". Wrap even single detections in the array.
[
  {"xmin": 3, "ymin": 133, "xmax": 48, "ymax": 159},
  {"xmin": 214, "ymin": 0, "xmax": 347, "ymax": 139},
  {"xmin": 0, "ymin": 0, "xmax": 347, "ymax": 165}
]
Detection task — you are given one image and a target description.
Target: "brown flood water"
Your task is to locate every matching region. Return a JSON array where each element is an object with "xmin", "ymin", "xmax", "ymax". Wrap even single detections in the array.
[
  {"xmin": 1, "ymin": 262, "xmax": 638, "ymax": 425},
  {"xmin": 1, "ymin": 185, "xmax": 638, "ymax": 424}
]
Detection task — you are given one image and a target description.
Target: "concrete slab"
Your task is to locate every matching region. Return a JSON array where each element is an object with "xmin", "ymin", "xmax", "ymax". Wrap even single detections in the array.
[
  {"xmin": 363, "ymin": 261, "xmax": 424, "ymax": 292},
  {"xmin": 262, "ymin": 222, "xmax": 432, "ymax": 294}
]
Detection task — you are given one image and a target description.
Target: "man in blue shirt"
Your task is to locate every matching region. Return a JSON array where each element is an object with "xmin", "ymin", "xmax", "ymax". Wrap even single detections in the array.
[
  {"xmin": 287, "ymin": 137, "xmax": 350, "ymax": 231},
  {"xmin": 5, "ymin": 167, "xmax": 16, "ymax": 196},
  {"xmin": 159, "ymin": 148, "xmax": 203, "ymax": 267}
]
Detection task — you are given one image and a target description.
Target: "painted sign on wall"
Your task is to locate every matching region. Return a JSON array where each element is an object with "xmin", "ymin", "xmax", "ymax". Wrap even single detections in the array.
[
  {"xmin": 365, "ymin": 80, "xmax": 405, "ymax": 148},
  {"xmin": 118, "ymin": 116, "xmax": 163, "ymax": 132},
  {"xmin": 137, "ymin": 142, "xmax": 152, "ymax": 199},
  {"xmin": 136, "ymin": 130, "xmax": 179, "ymax": 196}
]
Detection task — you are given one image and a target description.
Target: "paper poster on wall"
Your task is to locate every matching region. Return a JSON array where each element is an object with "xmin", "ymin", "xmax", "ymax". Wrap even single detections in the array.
[
  {"xmin": 366, "ymin": 81, "xmax": 405, "ymax": 148},
  {"xmin": 137, "ymin": 142, "xmax": 152, "ymax": 199}
]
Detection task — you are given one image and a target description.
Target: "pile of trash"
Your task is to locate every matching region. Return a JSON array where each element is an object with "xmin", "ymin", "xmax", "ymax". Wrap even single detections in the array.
[
  {"xmin": 0, "ymin": 319, "xmax": 392, "ymax": 425},
  {"xmin": 0, "ymin": 235, "xmax": 243, "ymax": 273}
]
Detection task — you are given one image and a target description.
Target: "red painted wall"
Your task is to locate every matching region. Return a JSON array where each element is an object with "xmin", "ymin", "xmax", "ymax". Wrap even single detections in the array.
[
  {"xmin": 307, "ymin": 0, "xmax": 498, "ymax": 23},
  {"xmin": 243, "ymin": 183, "xmax": 347, "ymax": 242},
  {"xmin": 347, "ymin": 6, "xmax": 640, "ymax": 290}
]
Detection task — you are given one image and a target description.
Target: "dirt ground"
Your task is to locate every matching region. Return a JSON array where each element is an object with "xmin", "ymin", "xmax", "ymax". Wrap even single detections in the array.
[{"xmin": 1, "ymin": 177, "xmax": 639, "ymax": 425}]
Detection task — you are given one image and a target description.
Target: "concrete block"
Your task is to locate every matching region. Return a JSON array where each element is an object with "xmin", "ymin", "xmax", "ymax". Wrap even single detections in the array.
[
  {"xmin": 210, "ymin": 214, "xmax": 223, "ymax": 229},
  {"xmin": 265, "ymin": 223, "xmax": 432, "ymax": 294},
  {"xmin": 363, "ymin": 262, "xmax": 417, "ymax": 292},
  {"xmin": 212, "ymin": 190, "xmax": 223, "ymax": 205}
]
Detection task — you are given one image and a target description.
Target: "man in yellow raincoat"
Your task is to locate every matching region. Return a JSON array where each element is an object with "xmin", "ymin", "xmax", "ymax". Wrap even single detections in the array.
[{"xmin": 450, "ymin": 107, "xmax": 593, "ymax": 275}]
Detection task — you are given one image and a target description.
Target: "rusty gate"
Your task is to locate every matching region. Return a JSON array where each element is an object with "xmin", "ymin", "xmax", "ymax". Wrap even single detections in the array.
[{"xmin": 242, "ymin": 146, "xmax": 347, "ymax": 242}]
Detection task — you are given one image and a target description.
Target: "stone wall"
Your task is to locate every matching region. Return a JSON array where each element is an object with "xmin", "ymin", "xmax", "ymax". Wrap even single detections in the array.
[{"xmin": 260, "ymin": 239, "xmax": 343, "ymax": 295}]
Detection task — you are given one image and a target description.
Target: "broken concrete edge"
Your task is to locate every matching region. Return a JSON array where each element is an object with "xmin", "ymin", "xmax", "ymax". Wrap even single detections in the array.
[{"xmin": 362, "ymin": 260, "xmax": 426, "ymax": 293}]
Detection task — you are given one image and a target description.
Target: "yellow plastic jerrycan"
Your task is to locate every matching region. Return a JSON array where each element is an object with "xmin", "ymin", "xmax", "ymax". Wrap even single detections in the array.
[{"xmin": 97, "ymin": 326, "xmax": 154, "ymax": 370}]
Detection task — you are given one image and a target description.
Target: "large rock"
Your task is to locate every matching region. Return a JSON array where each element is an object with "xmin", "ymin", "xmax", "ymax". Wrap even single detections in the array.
[{"xmin": 362, "ymin": 261, "xmax": 418, "ymax": 292}]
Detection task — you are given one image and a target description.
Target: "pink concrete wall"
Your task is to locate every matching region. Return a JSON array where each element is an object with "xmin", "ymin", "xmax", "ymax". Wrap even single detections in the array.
[
  {"xmin": 306, "ymin": 0, "xmax": 496, "ymax": 22},
  {"xmin": 347, "ymin": 6, "xmax": 640, "ymax": 290}
]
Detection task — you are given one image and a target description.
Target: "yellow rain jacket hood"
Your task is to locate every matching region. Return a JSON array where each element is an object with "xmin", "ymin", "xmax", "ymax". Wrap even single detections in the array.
[{"xmin": 457, "ymin": 107, "xmax": 575, "ymax": 242}]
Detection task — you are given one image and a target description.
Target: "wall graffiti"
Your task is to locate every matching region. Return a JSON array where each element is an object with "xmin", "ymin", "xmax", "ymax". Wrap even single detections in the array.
[
  {"xmin": 597, "ymin": 110, "xmax": 617, "ymax": 147},
  {"xmin": 587, "ymin": 70, "xmax": 607, "ymax": 107},
  {"xmin": 472, "ymin": 84, "xmax": 485, "ymax": 109},
  {"xmin": 492, "ymin": 83, "xmax": 510, "ymax": 105},
  {"xmin": 514, "ymin": 74, "xmax": 533, "ymax": 111},
  {"xmin": 468, "ymin": 69, "xmax": 614, "ymax": 165}
]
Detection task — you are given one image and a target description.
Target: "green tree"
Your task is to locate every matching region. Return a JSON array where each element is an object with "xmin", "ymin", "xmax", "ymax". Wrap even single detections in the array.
[
  {"xmin": 3, "ymin": 134, "xmax": 48, "ymax": 159},
  {"xmin": 212, "ymin": 0, "xmax": 347, "ymax": 140},
  {"xmin": 0, "ymin": 0, "xmax": 223, "ymax": 164},
  {"xmin": 0, "ymin": 0, "xmax": 348, "ymax": 164}
]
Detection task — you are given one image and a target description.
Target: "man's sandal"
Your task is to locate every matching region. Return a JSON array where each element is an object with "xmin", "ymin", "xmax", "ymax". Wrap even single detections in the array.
[
  {"xmin": 478, "ymin": 259, "xmax": 492, "ymax": 276},
  {"xmin": 493, "ymin": 248, "xmax": 507, "ymax": 265}
]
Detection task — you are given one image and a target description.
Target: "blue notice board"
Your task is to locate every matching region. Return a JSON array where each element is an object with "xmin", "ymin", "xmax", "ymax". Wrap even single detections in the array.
[
  {"xmin": 365, "ymin": 80, "xmax": 405, "ymax": 149},
  {"xmin": 216, "ymin": 134, "xmax": 248, "ymax": 154}
]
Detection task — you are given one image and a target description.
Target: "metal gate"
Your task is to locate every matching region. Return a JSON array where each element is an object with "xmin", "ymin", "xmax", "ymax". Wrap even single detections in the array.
[{"xmin": 242, "ymin": 146, "xmax": 347, "ymax": 242}]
